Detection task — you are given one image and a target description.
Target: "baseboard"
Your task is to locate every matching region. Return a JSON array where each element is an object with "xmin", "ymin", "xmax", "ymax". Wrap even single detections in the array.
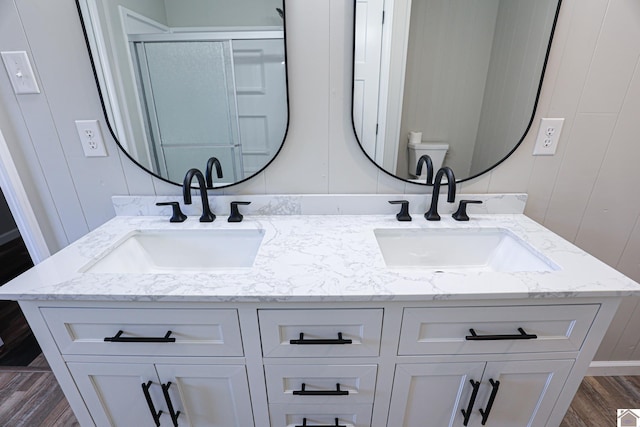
[
  {"xmin": 587, "ymin": 360, "xmax": 640, "ymax": 376},
  {"xmin": 0, "ymin": 229, "xmax": 19, "ymax": 246}
]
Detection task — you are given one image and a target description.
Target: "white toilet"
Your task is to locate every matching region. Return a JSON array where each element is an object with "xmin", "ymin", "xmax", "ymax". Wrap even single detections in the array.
[{"xmin": 408, "ymin": 141, "xmax": 449, "ymax": 179}]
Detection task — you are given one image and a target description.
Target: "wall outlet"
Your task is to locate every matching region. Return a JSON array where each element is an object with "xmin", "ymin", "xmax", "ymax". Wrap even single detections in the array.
[
  {"xmin": 75, "ymin": 120, "xmax": 108, "ymax": 157},
  {"xmin": 533, "ymin": 118, "xmax": 564, "ymax": 156}
]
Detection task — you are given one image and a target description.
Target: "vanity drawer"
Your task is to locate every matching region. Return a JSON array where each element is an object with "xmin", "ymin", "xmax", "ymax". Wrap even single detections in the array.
[
  {"xmin": 41, "ymin": 307, "xmax": 243, "ymax": 357},
  {"xmin": 269, "ymin": 403, "xmax": 372, "ymax": 427},
  {"xmin": 398, "ymin": 304, "xmax": 599, "ymax": 355},
  {"xmin": 258, "ymin": 309, "xmax": 383, "ymax": 357},
  {"xmin": 265, "ymin": 364, "xmax": 377, "ymax": 404}
]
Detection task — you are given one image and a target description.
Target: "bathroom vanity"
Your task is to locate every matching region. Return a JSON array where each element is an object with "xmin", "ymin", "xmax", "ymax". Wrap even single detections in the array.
[{"xmin": 1, "ymin": 195, "xmax": 638, "ymax": 427}]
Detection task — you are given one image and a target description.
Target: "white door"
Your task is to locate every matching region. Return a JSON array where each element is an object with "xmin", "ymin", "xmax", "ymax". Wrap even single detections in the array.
[
  {"xmin": 68, "ymin": 362, "xmax": 166, "ymax": 427},
  {"xmin": 475, "ymin": 359, "xmax": 573, "ymax": 427},
  {"xmin": 232, "ymin": 38, "xmax": 287, "ymax": 178},
  {"xmin": 387, "ymin": 362, "xmax": 486, "ymax": 427},
  {"xmin": 155, "ymin": 364, "xmax": 255, "ymax": 427},
  {"xmin": 353, "ymin": 0, "xmax": 385, "ymax": 160}
]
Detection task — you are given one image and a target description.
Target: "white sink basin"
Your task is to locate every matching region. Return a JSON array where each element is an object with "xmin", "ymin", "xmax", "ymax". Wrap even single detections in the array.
[
  {"xmin": 83, "ymin": 229, "xmax": 265, "ymax": 273},
  {"xmin": 374, "ymin": 228, "xmax": 559, "ymax": 272}
]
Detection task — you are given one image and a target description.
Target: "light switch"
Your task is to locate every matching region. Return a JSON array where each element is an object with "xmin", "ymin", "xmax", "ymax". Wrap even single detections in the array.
[{"xmin": 1, "ymin": 51, "xmax": 41, "ymax": 95}]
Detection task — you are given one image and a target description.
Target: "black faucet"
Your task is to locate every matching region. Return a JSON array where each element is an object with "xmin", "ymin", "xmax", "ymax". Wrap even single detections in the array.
[
  {"xmin": 205, "ymin": 157, "xmax": 223, "ymax": 188},
  {"xmin": 425, "ymin": 167, "xmax": 456, "ymax": 221},
  {"xmin": 183, "ymin": 168, "xmax": 215, "ymax": 222},
  {"xmin": 416, "ymin": 155, "xmax": 434, "ymax": 185}
]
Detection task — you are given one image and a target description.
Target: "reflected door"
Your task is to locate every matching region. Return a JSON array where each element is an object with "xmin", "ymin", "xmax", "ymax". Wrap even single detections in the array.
[{"xmin": 232, "ymin": 39, "xmax": 287, "ymax": 177}]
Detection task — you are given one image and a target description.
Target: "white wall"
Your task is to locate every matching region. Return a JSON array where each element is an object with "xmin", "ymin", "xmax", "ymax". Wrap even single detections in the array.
[
  {"xmin": 0, "ymin": 0, "xmax": 639, "ymax": 361},
  {"xmin": 164, "ymin": 0, "xmax": 283, "ymax": 28},
  {"xmin": 471, "ymin": 0, "xmax": 558, "ymax": 176},
  {"xmin": 397, "ymin": 0, "xmax": 499, "ymax": 178}
]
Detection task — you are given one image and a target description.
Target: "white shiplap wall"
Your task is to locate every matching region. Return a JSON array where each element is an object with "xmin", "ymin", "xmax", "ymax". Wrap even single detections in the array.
[{"xmin": 0, "ymin": 0, "xmax": 638, "ymax": 361}]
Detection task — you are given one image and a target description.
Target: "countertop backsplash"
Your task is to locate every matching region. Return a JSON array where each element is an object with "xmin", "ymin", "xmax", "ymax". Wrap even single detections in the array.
[{"xmin": 113, "ymin": 193, "xmax": 528, "ymax": 217}]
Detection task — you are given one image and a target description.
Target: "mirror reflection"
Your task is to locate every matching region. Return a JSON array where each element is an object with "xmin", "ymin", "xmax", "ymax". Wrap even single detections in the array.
[
  {"xmin": 77, "ymin": 0, "xmax": 288, "ymax": 186},
  {"xmin": 353, "ymin": 0, "xmax": 561, "ymax": 183}
]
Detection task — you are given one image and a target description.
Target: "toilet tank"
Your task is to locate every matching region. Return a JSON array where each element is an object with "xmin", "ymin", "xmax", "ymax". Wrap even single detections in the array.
[{"xmin": 408, "ymin": 141, "xmax": 449, "ymax": 179}]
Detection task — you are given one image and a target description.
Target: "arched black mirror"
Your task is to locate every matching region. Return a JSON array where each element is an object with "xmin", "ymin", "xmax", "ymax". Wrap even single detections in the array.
[
  {"xmin": 352, "ymin": 0, "xmax": 562, "ymax": 184},
  {"xmin": 76, "ymin": 0, "xmax": 288, "ymax": 188}
]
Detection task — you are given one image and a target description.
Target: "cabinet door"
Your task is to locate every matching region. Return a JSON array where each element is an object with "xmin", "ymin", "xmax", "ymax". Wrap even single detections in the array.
[
  {"xmin": 67, "ymin": 362, "xmax": 165, "ymax": 427},
  {"xmin": 472, "ymin": 359, "xmax": 573, "ymax": 427},
  {"xmin": 388, "ymin": 362, "xmax": 486, "ymax": 427},
  {"xmin": 155, "ymin": 364, "xmax": 255, "ymax": 427}
]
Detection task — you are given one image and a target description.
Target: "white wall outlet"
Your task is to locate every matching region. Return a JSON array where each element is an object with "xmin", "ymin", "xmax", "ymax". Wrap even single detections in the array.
[
  {"xmin": 533, "ymin": 118, "xmax": 564, "ymax": 156},
  {"xmin": 1, "ymin": 51, "xmax": 41, "ymax": 95},
  {"xmin": 75, "ymin": 120, "xmax": 108, "ymax": 157}
]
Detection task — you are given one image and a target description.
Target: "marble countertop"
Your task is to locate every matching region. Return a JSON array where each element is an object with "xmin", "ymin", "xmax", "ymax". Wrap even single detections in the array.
[{"xmin": 1, "ymin": 212, "xmax": 639, "ymax": 302}]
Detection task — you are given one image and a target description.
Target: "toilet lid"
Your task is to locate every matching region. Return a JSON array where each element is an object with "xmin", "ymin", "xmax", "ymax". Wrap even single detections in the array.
[{"xmin": 408, "ymin": 141, "xmax": 449, "ymax": 150}]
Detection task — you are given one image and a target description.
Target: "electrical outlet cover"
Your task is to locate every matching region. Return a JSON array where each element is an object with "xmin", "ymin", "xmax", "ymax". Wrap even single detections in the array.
[
  {"xmin": 533, "ymin": 118, "xmax": 564, "ymax": 156},
  {"xmin": 75, "ymin": 120, "xmax": 108, "ymax": 157}
]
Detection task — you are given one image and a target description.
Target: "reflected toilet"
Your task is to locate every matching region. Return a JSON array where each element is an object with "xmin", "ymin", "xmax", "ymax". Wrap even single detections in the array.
[{"xmin": 408, "ymin": 141, "xmax": 450, "ymax": 180}]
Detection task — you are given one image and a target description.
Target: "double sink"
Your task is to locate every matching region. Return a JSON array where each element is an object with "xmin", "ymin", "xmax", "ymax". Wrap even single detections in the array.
[{"xmin": 82, "ymin": 226, "xmax": 558, "ymax": 274}]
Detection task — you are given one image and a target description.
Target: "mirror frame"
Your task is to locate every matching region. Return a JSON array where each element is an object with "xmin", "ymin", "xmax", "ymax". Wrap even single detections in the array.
[
  {"xmin": 74, "ymin": 0, "xmax": 290, "ymax": 188},
  {"xmin": 351, "ymin": 0, "xmax": 563, "ymax": 185}
]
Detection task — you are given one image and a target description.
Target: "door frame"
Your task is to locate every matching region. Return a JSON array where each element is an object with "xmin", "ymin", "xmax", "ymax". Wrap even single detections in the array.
[{"xmin": 0, "ymin": 128, "xmax": 50, "ymax": 264}]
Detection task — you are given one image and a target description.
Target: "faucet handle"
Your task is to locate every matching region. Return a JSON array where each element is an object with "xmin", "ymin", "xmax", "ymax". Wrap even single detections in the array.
[
  {"xmin": 156, "ymin": 202, "xmax": 187, "ymax": 223},
  {"xmin": 389, "ymin": 200, "xmax": 412, "ymax": 222},
  {"xmin": 452, "ymin": 200, "xmax": 483, "ymax": 221},
  {"xmin": 228, "ymin": 201, "xmax": 251, "ymax": 223}
]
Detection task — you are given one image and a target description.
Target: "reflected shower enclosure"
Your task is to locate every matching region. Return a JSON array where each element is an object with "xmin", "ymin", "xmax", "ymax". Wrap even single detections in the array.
[
  {"xmin": 76, "ymin": 0, "xmax": 288, "ymax": 186},
  {"xmin": 132, "ymin": 37, "xmax": 286, "ymax": 183}
]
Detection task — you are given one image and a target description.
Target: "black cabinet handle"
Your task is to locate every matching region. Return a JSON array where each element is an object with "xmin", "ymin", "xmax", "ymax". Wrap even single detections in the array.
[
  {"xmin": 141, "ymin": 381, "xmax": 162, "ymax": 427},
  {"xmin": 295, "ymin": 418, "xmax": 346, "ymax": 427},
  {"xmin": 460, "ymin": 379, "xmax": 480, "ymax": 426},
  {"xmin": 290, "ymin": 332, "xmax": 353, "ymax": 345},
  {"xmin": 293, "ymin": 383, "xmax": 349, "ymax": 396},
  {"xmin": 104, "ymin": 330, "xmax": 176, "ymax": 343},
  {"xmin": 161, "ymin": 382, "xmax": 181, "ymax": 427},
  {"xmin": 465, "ymin": 328, "xmax": 538, "ymax": 341},
  {"xmin": 479, "ymin": 379, "xmax": 500, "ymax": 425}
]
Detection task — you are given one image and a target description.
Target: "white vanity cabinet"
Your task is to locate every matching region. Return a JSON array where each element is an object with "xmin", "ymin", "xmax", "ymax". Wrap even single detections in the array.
[
  {"xmin": 33, "ymin": 305, "xmax": 254, "ymax": 427},
  {"xmin": 67, "ymin": 362, "xmax": 254, "ymax": 427},
  {"xmin": 259, "ymin": 309, "xmax": 383, "ymax": 427},
  {"xmin": 18, "ymin": 298, "xmax": 619, "ymax": 427},
  {"xmin": 388, "ymin": 359, "xmax": 572, "ymax": 427}
]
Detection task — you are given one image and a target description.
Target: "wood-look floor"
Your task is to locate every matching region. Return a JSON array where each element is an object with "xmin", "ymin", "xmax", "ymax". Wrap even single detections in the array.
[
  {"xmin": 0, "ymin": 237, "xmax": 40, "ymax": 367},
  {"xmin": 0, "ymin": 355, "xmax": 78, "ymax": 426},
  {"xmin": 0, "ymin": 355, "xmax": 636, "ymax": 427}
]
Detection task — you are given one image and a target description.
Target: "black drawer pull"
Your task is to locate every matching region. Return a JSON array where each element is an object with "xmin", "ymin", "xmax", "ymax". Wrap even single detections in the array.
[
  {"xmin": 460, "ymin": 379, "xmax": 480, "ymax": 426},
  {"xmin": 465, "ymin": 327, "xmax": 537, "ymax": 341},
  {"xmin": 296, "ymin": 418, "xmax": 346, "ymax": 427},
  {"xmin": 104, "ymin": 330, "xmax": 176, "ymax": 343},
  {"xmin": 290, "ymin": 332, "xmax": 353, "ymax": 345},
  {"xmin": 479, "ymin": 379, "xmax": 501, "ymax": 425},
  {"xmin": 141, "ymin": 381, "xmax": 162, "ymax": 427},
  {"xmin": 161, "ymin": 382, "xmax": 181, "ymax": 427},
  {"xmin": 293, "ymin": 383, "xmax": 349, "ymax": 396}
]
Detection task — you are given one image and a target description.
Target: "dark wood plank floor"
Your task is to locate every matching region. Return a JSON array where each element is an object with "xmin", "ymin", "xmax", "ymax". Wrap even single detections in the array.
[
  {"xmin": 560, "ymin": 376, "xmax": 640, "ymax": 427},
  {"xmin": 0, "ymin": 355, "xmax": 78, "ymax": 427},
  {"xmin": 0, "ymin": 354, "xmax": 636, "ymax": 427},
  {"xmin": 0, "ymin": 237, "xmax": 40, "ymax": 366}
]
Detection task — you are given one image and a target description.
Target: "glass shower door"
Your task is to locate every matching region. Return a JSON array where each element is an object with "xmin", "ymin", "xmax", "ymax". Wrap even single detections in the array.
[{"xmin": 133, "ymin": 40, "xmax": 243, "ymax": 184}]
